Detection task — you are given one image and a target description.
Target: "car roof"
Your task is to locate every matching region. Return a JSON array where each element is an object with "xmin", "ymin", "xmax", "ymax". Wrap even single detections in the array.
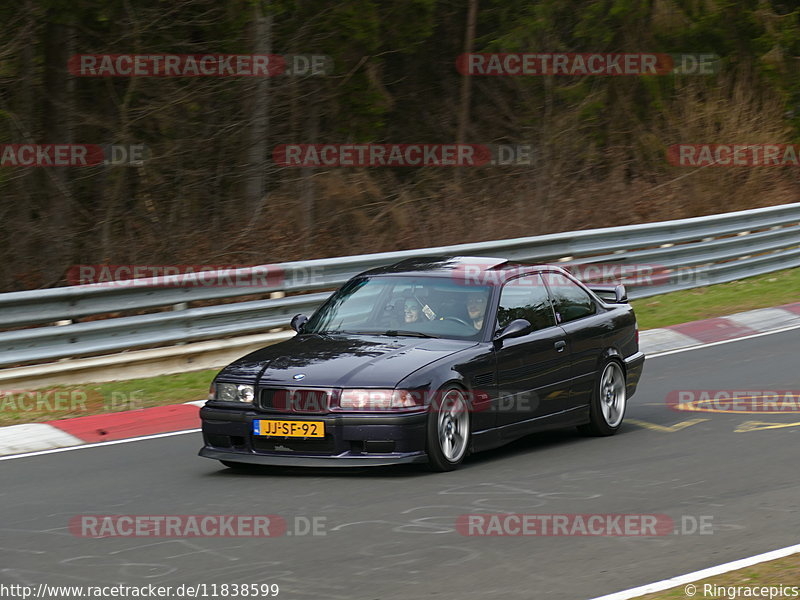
[{"xmin": 358, "ymin": 255, "xmax": 563, "ymax": 285}]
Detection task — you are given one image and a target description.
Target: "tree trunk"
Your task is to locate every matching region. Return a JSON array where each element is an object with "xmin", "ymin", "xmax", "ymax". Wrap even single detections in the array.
[
  {"xmin": 301, "ymin": 102, "xmax": 319, "ymax": 251},
  {"xmin": 455, "ymin": 0, "xmax": 478, "ymax": 188},
  {"xmin": 43, "ymin": 8, "xmax": 75, "ymax": 279},
  {"xmin": 456, "ymin": 0, "xmax": 478, "ymax": 144},
  {"xmin": 244, "ymin": 2, "xmax": 272, "ymax": 213}
]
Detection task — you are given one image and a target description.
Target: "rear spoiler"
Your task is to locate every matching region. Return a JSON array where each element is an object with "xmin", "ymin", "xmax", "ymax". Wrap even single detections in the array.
[{"xmin": 588, "ymin": 283, "xmax": 628, "ymax": 303}]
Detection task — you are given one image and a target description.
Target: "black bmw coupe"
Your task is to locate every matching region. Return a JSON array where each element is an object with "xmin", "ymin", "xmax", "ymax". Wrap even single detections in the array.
[{"xmin": 199, "ymin": 256, "xmax": 645, "ymax": 471}]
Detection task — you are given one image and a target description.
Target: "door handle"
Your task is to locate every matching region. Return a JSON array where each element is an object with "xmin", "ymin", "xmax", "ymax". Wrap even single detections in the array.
[{"xmin": 554, "ymin": 340, "xmax": 566, "ymax": 352}]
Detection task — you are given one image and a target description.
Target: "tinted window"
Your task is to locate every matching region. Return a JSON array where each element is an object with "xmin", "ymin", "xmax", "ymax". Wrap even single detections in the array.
[
  {"xmin": 497, "ymin": 275, "xmax": 556, "ymax": 330},
  {"xmin": 545, "ymin": 273, "xmax": 595, "ymax": 323}
]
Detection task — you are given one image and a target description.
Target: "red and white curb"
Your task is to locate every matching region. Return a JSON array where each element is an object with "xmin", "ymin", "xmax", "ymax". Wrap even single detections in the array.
[
  {"xmin": 0, "ymin": 301, "xmax": 798, "ymax": 458},
  {"xmin": 640, "ymin": 300, "xmax": 800, "ymax": 355},
  {"xmin": 0, "ymin": 400, "xmax": 204, "ymax": 457}
]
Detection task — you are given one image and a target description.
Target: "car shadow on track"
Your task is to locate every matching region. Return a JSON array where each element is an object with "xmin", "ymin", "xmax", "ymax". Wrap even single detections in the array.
[
  {"xmin": 464, "ymin": 428, "xmax": 589, "ymax": 468},
  {"xmin": 205, "ymin": 463, "xmax": 427, "ymax": 479},
  {"xmin": 200, "ymin": 426, "xmax": 632, "ymax": 479}
]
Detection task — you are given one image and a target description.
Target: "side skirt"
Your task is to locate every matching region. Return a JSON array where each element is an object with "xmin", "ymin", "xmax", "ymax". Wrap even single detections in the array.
[{"xmin": 470, "ymin": 406, "xmax": 590, "ymax": 453}]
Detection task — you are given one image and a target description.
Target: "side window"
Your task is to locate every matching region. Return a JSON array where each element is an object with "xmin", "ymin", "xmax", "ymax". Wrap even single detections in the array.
[
  {"xmin": 545, "ymin": 273, "xmax": 595, "ymax": 323},
  {"xmin": 497, "ymin": 275, "xmax": 557, "ymax": 331}
]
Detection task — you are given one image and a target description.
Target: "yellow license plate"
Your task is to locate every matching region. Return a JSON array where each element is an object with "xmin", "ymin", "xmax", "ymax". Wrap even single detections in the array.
[{"xmin": 253, "ymin": 420, "xmax": 325, "ymax": 438}]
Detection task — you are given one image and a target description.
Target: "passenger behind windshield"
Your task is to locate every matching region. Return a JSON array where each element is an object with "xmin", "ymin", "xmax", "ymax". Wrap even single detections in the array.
[{"xmin": 403, "ymin": 298, "xmax": 423, "ymax": 324}]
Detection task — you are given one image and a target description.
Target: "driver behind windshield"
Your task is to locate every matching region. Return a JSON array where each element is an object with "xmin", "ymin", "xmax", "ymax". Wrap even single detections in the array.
[{"xmin": 466, "ymin": 292, "xmax": 488, "ymax": 330}]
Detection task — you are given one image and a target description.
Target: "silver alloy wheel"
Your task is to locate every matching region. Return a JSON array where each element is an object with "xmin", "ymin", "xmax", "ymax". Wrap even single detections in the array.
[
  {"xmin": 599, "ymin": 362, "xmax": 626, "ymax": 428},
  {"xmin": 437, "ymin": 389, "xmax": 469, "ymax": 462}
]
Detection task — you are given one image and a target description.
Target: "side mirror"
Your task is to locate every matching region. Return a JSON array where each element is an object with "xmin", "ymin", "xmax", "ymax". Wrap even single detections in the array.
[
  {"xmin": 493, "ymin": 319, "xmax": 531, "ymax": 343},
  {"xmin": 290, "ymin": 314, "xmax": 309, "ymax": 333},
  {"xmin": 614, "ymin": 284, "xmax": 628, "ymax": 303}
]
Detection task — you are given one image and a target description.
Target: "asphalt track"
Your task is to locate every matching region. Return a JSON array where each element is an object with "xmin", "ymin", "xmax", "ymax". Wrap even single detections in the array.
[{"xmin": 2, "ymin": 330, "xmax": 799, "ymax": 600}]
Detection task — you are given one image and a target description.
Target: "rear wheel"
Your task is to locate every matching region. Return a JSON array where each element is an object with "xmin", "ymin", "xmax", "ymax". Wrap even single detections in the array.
[
  {"xmin": 578, "ymin": 359, "xmax": 626, "ymax": 436},
  {"xmin": 426, "ymin": 387, "xmax": 470, "ymax": 472}
]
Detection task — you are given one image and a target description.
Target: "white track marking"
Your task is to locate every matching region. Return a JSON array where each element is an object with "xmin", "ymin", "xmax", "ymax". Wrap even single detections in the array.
[
  {"xmin": 0, "ymin": 428, "xmax": 201, "ymax": 461},
  {"xmin": 587, "ymin": 542, "xmax": 800, "ymax": 600},
  {"xmin": 645, "ymin": 322, "xmax": 800, "ymax": 358}
]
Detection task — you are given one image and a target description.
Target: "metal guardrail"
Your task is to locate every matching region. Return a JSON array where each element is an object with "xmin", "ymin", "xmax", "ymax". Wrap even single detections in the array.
[{"xmin": 1, "ymin": 202, "xmax": 799, "ymax": 368}]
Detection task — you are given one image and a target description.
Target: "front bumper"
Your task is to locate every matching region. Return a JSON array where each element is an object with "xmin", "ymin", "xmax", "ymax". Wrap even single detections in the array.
[
  {"xmin": 624, "ymin": 351, "xmax": 646, "ymax": 397},
  {"xmin": 199, "ymin": 405, "xmax": 429, "ymax": 467},
  {"xmin": 199, "ymin": 447, "xmax": 428, "ymax": 467}
]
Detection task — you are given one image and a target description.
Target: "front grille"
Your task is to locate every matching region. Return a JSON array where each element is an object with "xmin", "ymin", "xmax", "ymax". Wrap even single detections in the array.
[{"xmin": 259, "ymin": 388, "xmax": 331, "ymax": 413}]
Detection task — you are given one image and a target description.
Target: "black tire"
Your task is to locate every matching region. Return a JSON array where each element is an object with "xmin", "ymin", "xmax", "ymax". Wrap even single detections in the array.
[
  {"xmin": 426, "ymin": 387, "xmax": 471, "ymax": 472},
  {"xmin": 578, "ymin": 359, "xmax": 627, "ymax": 437}
]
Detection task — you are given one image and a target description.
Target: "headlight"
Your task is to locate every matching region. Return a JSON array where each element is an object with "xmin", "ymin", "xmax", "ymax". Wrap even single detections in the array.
[
  {"xmin": 336, "ymin": 389, "xmax": 424, "ymax": 411},
  {"xmin": 215, "ymin": 383, "xmax": 255, "ymax": 403}
]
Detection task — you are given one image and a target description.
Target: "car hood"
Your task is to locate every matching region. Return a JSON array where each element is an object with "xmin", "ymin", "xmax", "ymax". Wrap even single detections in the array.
[{"xmin": 217, "ymin": 333, "xmax": 477, "ymax": 388}]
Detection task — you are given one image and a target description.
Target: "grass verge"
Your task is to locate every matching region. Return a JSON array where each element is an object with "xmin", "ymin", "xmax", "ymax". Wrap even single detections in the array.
[
  {"xmin": 0, "ymin": 369, "xmax": 217, "ymax": 427},
  {"xmin": 631, "ymin": 267, "xmax": 799, "ymax": 330},
  {"xmin": 637, "ymin": 553, "xmax": 800, "ymax": 599}
]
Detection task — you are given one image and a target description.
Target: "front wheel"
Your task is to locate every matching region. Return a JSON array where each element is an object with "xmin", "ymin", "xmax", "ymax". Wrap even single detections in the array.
[
  {"xmin": 426, "ymin": 387, "xmax": 470, "ymax": 472},
  {"xmin": 578, "ymin": 359, "xmax": 627, "ymax": 436}
]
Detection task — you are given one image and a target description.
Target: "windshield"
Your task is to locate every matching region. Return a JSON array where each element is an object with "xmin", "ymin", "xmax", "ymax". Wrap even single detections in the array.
[{"xmin": 304, "ymin": 276, "xmax": 493, "ymax": 340}]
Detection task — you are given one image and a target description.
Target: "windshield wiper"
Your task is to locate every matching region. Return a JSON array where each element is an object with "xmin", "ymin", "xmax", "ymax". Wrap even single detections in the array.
[
  {"xmin": 381, "ymin": 330, "xmax": 438, "ymax": 338},
  {"xmin": 336, "ymin": 329, "xmax": 438, "ymax": 338}
]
